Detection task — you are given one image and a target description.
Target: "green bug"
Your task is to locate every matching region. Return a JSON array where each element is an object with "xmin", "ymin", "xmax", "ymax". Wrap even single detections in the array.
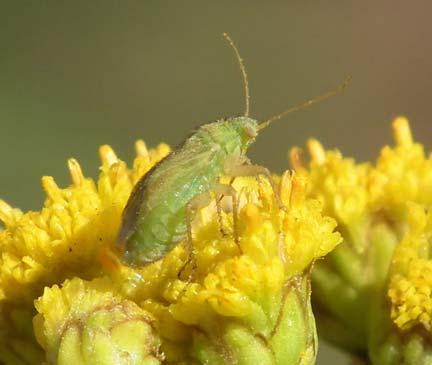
[{"xmin": 118, "ymin": 34, "xmax": 349, "ymax": 267}]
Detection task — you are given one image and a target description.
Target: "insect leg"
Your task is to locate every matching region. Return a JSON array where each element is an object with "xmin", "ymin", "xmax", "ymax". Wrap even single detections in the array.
[
  {"xmin": 225, "ymin": 164, "xmax": 286, "ymax": 210},
  {"xmin": 225, "ymin": 165, "xmax": 290, "ymax": 263},
  {"xmin": 212, "ymin": 183, "xmax": 242, "ymax": 253},
  {"xmin": 178, "ymin": 192, "xmax": 212, "ymax": 281},
  {"xmin": 215, "ymin": 177, "xmax": 236, "ymax": 237},
  {"xmin": 215, "ymin": 177, "xmax": 227, "ymax": 237}
]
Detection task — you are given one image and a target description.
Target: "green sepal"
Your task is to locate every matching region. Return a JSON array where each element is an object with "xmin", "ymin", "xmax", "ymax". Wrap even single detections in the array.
[
  {"xmin": 190, "ymin": 274, "xmax": 317, "ymax": 365},
  {"xmin": 312, "ymin": 222, "xmax": 398, "ymax": 354}
]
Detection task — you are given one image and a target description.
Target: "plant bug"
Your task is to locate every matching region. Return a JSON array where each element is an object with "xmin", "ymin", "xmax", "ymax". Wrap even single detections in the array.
[{"xmin": 117, "ymin": 33, "xmax": 349, "ymax": 268}]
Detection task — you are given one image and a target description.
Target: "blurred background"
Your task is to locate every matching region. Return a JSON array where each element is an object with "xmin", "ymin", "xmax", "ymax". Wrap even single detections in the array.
[{"xmin": 1, "ymin": 1, "xmax": 431, "ymax": 363}]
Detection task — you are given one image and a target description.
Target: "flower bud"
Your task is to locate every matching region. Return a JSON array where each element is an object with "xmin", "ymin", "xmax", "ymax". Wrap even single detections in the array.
[{"xmin": 33, "ymin": 278, "xmax": 163, "ymax": 365}]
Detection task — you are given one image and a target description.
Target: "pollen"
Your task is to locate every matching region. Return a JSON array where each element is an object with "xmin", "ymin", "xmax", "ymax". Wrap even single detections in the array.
[{"xmin": 388, "ymin": 204, "xmax": 432, "ymax": 331}]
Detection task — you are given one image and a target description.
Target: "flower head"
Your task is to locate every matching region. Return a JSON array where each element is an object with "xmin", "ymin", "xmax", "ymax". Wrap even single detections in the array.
[
  {"xmin": 293, "ymin": 117, "xmax": 432, "ymax": 364},
  {"xmin": 371, "ymin": 118, "xmax": 432, "ymax": 220},
  {"xmin": 0, "ymin": 141, "xmax": 170, "ymax": 305},
  {"xmin": 0, "ymin": 138, "xmax": 340, "ymax": 364},
  {"xmin": 388, "ymin": 203, "xmax": 432, "ymax": 331}
]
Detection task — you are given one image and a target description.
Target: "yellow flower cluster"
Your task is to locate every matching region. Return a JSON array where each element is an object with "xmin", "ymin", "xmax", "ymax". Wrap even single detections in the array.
[
  {"xmin": 0, "ymin": 141, "xmax": 170, "ymax": 363},
  {"xmin": 291, "ymin": 139, "xmax": 370, "ymax": 253},
  {"xmin": 294, "ymin": 117, "xmax": 432, "ymax": 226},
  {"xmin": 0, "ymin": 141, "xmax": 170, "ymax": 304},
  {"xmin": 371, "ymin": 119, "xmax": 432, "ymax": 220},
  {"xmin": 292, "ymin": 117, "xmax": 432, "ymax": 338},
  {"xmin": 388, "ymin": 204, "xmax": 432, "ymax": 331},
  {"xmin": 0, "ymin": 138, "xmax": 340, "ymax": 363}
]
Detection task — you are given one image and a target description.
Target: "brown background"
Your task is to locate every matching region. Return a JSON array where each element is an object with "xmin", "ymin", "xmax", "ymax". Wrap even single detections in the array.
[{"xmin": 1, "ymin": 2, "xmax": 431, "ymax": 363}]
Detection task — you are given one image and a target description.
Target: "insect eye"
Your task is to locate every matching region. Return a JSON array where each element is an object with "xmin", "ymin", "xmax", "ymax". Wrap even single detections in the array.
[{"xmin": 244, "ymin": 125, "xmax": 257, "ymax": 138}]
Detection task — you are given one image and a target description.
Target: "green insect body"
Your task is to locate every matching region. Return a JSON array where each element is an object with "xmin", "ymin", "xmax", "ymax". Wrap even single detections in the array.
[
  {"xmin": 117, "ymin": 34, "xmax": 348, "ymax": 268},
  {"xmin": 118, "ymin": 117, "xmax": 258, "ymax": 266}
]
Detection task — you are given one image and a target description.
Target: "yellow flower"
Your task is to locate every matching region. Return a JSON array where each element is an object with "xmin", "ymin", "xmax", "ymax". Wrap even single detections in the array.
[
  {"xmin": 0, "ymin": 141, "xmax": 170, "ymax": 364},
  {"xmin": 388, "ymin": 204, "xmax": 432, "ymax": 331},
  {"xmin": 370, "ymin": 117, "xmax": 432, "ymax": 221},
  {"xmin": 293, "ymin": 117, "xmax": 432, "ymax": 365},
  {"xmin": 0, "ymin": 139, "xmax": 340, "ymax": 364},
  {"xmin": 291, "ymin": 137, "xmax": 377, "ymax": 353},
  {"xmin": 364, "ymin": 119, "xmax": 432, "ymax": 365},
  {"xmin": 291, "ymin": 139, "xmax": 371, "ymax": 252},
  {"xmin": 0, "ymin": 141, "xmax": 170, "ymax": 305}
]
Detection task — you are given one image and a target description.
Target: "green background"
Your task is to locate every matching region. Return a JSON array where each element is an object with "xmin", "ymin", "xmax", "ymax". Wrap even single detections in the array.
[{"xmin": 1, "ymin": 2, "xmax": 431, "ymax": 363}]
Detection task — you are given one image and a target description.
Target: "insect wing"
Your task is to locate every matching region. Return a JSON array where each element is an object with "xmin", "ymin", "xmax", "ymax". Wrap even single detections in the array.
[
  {"xmin": 117, "ymin": 141, "xmax": 220, "ymax": 248},
  {"xmin": 144, "ymin": 140, "xmax": 220, "ymax": 202},
  {"xmin": 116, "ymin": 160, "xmax": 164, "ymax": 247}
]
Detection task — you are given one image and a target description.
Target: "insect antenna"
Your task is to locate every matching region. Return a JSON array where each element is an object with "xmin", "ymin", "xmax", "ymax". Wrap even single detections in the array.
[
  {"xmin": 258, "ymin": 76, "xmax": 351, "ymax": 131},
  {"xmin": 223, "ymin": 32, "xmax": 250, "ymax": 117}
]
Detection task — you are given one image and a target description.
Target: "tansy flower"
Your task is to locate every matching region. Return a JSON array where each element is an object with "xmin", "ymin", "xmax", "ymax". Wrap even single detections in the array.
[
  {"xmin": 0, "ymin": 141, "xmax": 170, "ymax": 364},
  {"xmin": 290, "ymin": 133, "xmax": 379, "ymax": 354},
  {"xmin": 370, "ymin": 118, "xmax": 432, "ymax": 221},
  {"xmin": 388, "ymin": 204, "xmax": 432, "ymax": 331},
  {"xmin": 292, "ymin": 117, "xmax": 432, "ymax": 365},
  {"xmin": 371, "ymin": 203, "xmax": 432, "ymax": 364},
  {"xmin": 0, "ymin": 139, "xmax": 340, "ymax": 364}
]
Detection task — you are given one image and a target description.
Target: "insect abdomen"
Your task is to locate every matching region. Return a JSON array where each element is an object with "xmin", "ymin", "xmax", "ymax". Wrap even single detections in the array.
[
  {"xmin": 118, "ymin": 118, "xmax": 254, "ymax": 267},
  {"xmin": 121, "ymin": 144, "xmax": 226, "ymax": 266}
]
